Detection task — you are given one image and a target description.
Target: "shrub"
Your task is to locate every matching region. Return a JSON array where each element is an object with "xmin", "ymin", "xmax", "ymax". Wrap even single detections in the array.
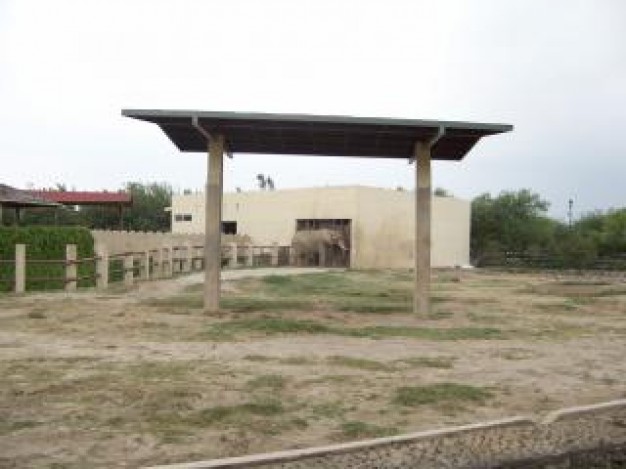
[{"xmin": 0, "ymin": 226, "xmax": 95, "ymax": 291}]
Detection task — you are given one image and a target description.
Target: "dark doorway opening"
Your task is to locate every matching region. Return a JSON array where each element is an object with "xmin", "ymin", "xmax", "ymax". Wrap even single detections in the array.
[{"xmin": 222, "ymin": 221, "xmax": 237, "ymax": 235}]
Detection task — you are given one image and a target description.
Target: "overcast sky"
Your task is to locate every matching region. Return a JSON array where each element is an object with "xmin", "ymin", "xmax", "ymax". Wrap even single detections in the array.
[{"xmin": 1, "ymin": 0, "xmax": 624, "ymax": 220}]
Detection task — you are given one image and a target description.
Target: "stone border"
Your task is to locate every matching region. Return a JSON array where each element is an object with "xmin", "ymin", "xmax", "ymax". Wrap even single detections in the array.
[{"xmin": 146, "ymin": 399, "xmax": 626, "ymax": 469}]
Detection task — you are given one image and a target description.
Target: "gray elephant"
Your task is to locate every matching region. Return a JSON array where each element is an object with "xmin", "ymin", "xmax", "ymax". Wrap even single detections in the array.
[{"xmin": 291, "ymin": 228, "xmax": 349, "ymax": 267}]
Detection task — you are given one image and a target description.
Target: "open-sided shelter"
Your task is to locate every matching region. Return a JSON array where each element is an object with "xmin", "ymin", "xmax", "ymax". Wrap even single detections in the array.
[
  {"xmin": 0, "ymin": 184, "xmax": 61, "ymax": 224},
  {"xmin": 122, "ymin": 110, "xmax": 512, "ymax": 314}
]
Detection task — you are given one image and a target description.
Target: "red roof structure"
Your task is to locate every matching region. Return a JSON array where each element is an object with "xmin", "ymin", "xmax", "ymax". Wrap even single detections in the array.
[{"xmin": 28, "ymin": 190, "xmax": 132, "ymax": 206}]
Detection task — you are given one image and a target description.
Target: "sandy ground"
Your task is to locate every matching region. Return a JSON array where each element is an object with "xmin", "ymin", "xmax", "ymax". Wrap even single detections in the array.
[{"xmin": 0, "ymin": 268, "xmax": 624, "ymax": 468}]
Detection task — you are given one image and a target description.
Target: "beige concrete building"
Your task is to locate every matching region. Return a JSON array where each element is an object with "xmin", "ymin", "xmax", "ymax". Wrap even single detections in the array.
[{"xmin": 171, "ymin": 186, "xmax": 470, "ymax": 269}]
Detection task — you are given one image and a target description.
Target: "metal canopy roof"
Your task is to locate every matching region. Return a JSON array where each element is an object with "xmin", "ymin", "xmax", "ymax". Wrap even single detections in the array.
[
  {"xmin": 122, "ymin": 110, "xmax": 512, "ymax": 161},
  {"xmin": 0, "ymin": 184, "xmax": 61, "ymax": 209}
]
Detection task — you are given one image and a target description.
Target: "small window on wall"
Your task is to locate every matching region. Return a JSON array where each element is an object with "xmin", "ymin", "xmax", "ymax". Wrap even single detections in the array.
[
  {"xmin": 175, "ymin": 214, "xmax": 192, "ymax": 222},
  {"xmin": 222, "ymin": 221, "xmax": 237, "ymax": 234}
]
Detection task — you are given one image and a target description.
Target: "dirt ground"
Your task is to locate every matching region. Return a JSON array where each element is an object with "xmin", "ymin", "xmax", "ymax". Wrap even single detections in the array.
[{"xmin": 0, "ymin": 268, "xmax": 624, "ymax": 468}]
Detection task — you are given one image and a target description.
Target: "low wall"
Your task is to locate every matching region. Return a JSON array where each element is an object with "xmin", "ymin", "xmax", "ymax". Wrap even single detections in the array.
[
  {"xmin": 147, "ymin": 399, "xmax": 626, "ymax": 469},
  {"xmin": 91, "ymin": 231, "xmax": 253, "ymax": 257},
  {"xmin": 91, "ymin": 230, "xmax": 205, "ymax": 256}
]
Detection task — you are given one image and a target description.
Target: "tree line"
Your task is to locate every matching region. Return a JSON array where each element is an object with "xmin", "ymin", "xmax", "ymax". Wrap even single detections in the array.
[{"xmin": 471, "ymin": 189, "xmax": 626, "ymax": 269}]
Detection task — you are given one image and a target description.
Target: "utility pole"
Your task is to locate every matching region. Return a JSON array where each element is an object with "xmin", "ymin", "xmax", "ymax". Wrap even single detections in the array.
[{"xmin": 568, "ymin": 199, "xmax": 574, "ymax": 228}]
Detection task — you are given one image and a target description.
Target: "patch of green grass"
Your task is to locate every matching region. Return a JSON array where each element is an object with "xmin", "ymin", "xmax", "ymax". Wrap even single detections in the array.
[
  {"xmin": 262, "ymin": 275, "xmax": 294, "ymax": 286},
  {"xmin": 146, "ymin": 295, "xmax": 203, "ymax": 309},
  {"xmin": 394, "ymin": 383, "xmax": 492, "ymax": 407},
  {"xmin": 338, "ymin": 420, "xmax": 398, "ymax": 440},
  {"xmin": 395, "ymin": 356, "xmax": 456, "ymax": 369},
  {"xmin": 334, "ymin": 299, "xmax": 412, "ymax": 314},
  {"xmin": 347, "ymin": 326, "xmax": 506, "ymax": 341},
  {"xmin": 280, "ymin": 356, "xmax": 317, "ymax": 366},
  {"xmin": 327, "ymin": 356, "xmax": 393, "ymax": 371},
  {"xmin": 200, "ymin": 317, "xmax": 506, "ymax": 341},
  {"xmin": 191, "ymin": 399, "xmax": 285, "ymax": 425},
  {"xmin": 243, "ymin": 354, "xmax": 273, "ymax": 362},
  {"xmin": 310, "ymin": 401, "xmax": 350, "ymax": 419},
  {"xmin": 427, "ymin": 310, "xmax": 454, "ymax": 320},
  {"xmin": 246, "ymin": 374, "xmax": 286, "ymax": 391},
  {"xmin": 495, "ymin": 348, "xmax": 537, "ymax": 360},
  {"xmin": 27, "ymin": 310, "xmax": 46, "ymax": 319},
  {"xmin": 202, "ymin": 317, "xmax": 332, "ymax": 340},
  {"xmin": 220, "ymin": 297, "xmax": 313, "ymax": 312},
  {"xmin": 0, "ymin": 420, "xmax": 41, "ymax": 435}
]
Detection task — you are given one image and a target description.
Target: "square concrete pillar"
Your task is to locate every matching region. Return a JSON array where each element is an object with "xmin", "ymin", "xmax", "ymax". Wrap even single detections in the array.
[
  {"xmin": 204, "ymin": 135, "xmax": 225, "ymax": 312},
  {"xmin": 15, "ymin": 244, "xmax": 25, "ymax": 293},
  {"xmin": 95, "ymin": 243, "xmax": 109, "ymax": 289},
  {"xmin": 414, "ymin": 141, "xmax": 432, "ymax": 315},
  {"xmin": 65, "ymin": 244, "xmax": 77, "ymax": 292},
  {"xmin": 123, "ymin": 253, "xmax": 134, "ymax": 287}
]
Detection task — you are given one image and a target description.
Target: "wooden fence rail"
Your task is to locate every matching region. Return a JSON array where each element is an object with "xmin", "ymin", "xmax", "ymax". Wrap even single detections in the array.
[{"xmin": 2, "ymin": 242, "xmax": 292, "ymax": 294}]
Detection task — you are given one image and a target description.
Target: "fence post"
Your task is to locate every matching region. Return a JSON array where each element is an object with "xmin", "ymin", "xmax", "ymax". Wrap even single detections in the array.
[
  {"xmin": 15, "ymin": 244, "xmax": 25, "ymax": 293},
  {"xmin": 229, "ymin": 242, "xmax": 238, "ymax": 268},
  {"xmin": 162, "ymin": 246, "xmax": 172, "ymax": 278},
  {"xmin": 271, "ymin": 242, "xmax": 279, "ymax": 267},
  {"xmin": 95, "ymin": 243, "xmax": 109, "ymax": 289},
  {"xmin": 246, "ymin": 243, "xmax": 254, "ymax": 267},
  {"xmin": 184, "ymin": 243, "xmax": 192, "ymax": 273},
  {"xmin": 153, "ymin": 248, "xmax": 162, "ymax": 279},
  {"xmin": 318, "ymin": 242, "xmax": 326, "ymax": 267},
  {"xmin": 66, "ymin": 244, "xmax": 77, "ymax": 291},
  {"xmin": 124, "ymin": 252, "xmax": 134, "ymax": 287},
  {"xmin": 142, "ymin": 250, "xmax": 150, "ymax": 280}
]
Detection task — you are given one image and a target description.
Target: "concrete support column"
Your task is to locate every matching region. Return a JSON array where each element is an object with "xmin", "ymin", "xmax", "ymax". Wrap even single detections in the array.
[
  {"xmin": 65, "ymin": 244, "xmax": 77, "ymax": 292},
  {"xmin": 95, "ymin": 243, "xmax": 109, "ymax": 289},
  {"xmin": 15, "ymin": 244, "xmax": 25, "ymax": 293},
  {"xmin": 204, "ymin": 135, "xmax": 225, "ymax": 312},
  {"xmin": 414, "ymin": 141, "xmax": 432, "ymax": 315},
  {"xmin": 271, "ymin": 242, "xmax": 279, "ymax": 266},
  {"xmin": 124, "ymin": 253, "xmax": 134, "ymax": 287}
]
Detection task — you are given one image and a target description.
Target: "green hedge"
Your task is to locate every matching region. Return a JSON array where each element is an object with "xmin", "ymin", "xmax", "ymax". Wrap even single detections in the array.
[{"xmin": 0, "ymin": 226, "xmax": 95, "ymax": 292}]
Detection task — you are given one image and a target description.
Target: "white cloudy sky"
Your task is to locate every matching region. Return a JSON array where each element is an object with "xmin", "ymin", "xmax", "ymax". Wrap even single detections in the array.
[{"xmin": 1, "ymin": 0, "xmax": 625, "ymax": 219}]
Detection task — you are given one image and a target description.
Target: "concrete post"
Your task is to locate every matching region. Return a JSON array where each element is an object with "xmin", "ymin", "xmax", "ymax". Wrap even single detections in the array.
[
  {"xmin": 414, "ymin": 141, "xmax": 432, "ymax": 315},
  {"xmin": 142, "ymin": 250, "xmax": 150, "ymax": 280},
  {"xmin": 15, "ymin": 244, "xmax": 25, "ymax": 293},
  {"xmin": 271, "ymin": 242, "xmax": 279, "ymax": 267},
  {"xmin": 123, "ymin": 252, "xmax": 134, "ymax": 287},
  {"xmin": 153, "ymin": 248, "xmax": 162, "ymax": 279},
  {"xmin": 318, "ymin": 242, "xmax": 326, "ymax": 267},
  {"xmin": 172, "ymin": 246, "xmax": 179, "ymax": 274},
  {"xmin": 95, "ymin": 243, "xmax": 109, "ymax": 289},
  {"xmin": 65, "ymin": 244, "xmax": 77, "ymax": 292},
  {"xmin": 229, "ymin": 242, "xmax": 238, "ymax": 268},
  {"xmin": 204, "ymin": 134, "xmax": 224, "ymax": 312},
  {"xmin": 184, "ymin": 243, "xmax": 192, "ymax": 273},
  {"xmin": 160, "ymin": 246, "xmax": 168, "ymax": 278},
  {"xmin": 246, "ymin": 243, "xmax": 254, "ymax": 267}
]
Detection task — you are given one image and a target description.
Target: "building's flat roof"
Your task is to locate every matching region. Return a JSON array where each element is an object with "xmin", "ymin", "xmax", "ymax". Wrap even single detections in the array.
[
  {"xmin": 122, "ymin": 109, "xmax": 512, "ymax": 161},
  {"xmin": 28, "ymin": 190, "xmax": 132, "ymax": 206}
]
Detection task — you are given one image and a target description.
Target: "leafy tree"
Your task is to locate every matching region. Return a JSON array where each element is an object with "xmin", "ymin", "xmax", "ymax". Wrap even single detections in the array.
[
  {"xmin": 471, "ymin": 189, "xmax": 555, "ymax": 264},
  {"xmin": 82, "ymin": 182, "xmax": 172, "ymax": 231}
]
